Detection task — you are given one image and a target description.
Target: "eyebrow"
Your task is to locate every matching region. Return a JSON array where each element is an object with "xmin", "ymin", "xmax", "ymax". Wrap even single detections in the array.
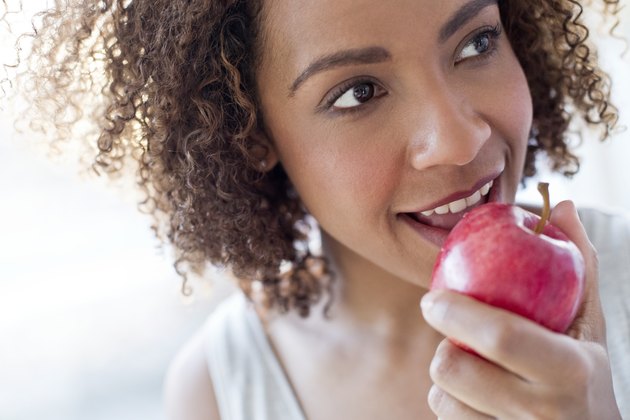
[
  {"xmin": 438, "ymin": 0, "xmax": 498, "ymax": 43},
  {"xmin": 288, "ymin": 0, "xmax": 498, "ymax": 96},
  {"xmin": 288, "ymin": 46, "xmax": 391, "ymax": 96}
]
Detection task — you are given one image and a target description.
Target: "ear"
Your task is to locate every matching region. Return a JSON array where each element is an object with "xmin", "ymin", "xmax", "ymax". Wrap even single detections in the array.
[{"xmin": 249, "ymin": 129, "xmax": 279, "ymax": 172}]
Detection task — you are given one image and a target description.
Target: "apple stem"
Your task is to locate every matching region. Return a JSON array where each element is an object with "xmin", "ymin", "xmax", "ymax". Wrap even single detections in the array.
[{"xmin": 534, "ymin": 182, "xmax": 551, "ymax": 234}]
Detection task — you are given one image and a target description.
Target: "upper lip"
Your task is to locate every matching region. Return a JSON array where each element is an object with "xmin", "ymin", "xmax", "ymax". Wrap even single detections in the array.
[{"xmin": 406, "ymin": 171, "xmax": 501, "ymax": 214}]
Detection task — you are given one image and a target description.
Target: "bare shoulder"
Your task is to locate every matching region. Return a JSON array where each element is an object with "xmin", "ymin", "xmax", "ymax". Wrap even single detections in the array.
[{"xmin": 163, "ymin": 329, "xmax": 221, "ymax": 420}]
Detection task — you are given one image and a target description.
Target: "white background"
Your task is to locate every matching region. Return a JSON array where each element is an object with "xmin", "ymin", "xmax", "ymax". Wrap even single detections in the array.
[{"xmin": 1, "ymin": 1, "xmax": 629, "ymax": 420}]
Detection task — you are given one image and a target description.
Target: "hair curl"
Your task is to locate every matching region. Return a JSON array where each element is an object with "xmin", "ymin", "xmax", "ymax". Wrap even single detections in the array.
[{"xmin": 3, "ymin": 0, "xmax": 620, "ymax": 317}]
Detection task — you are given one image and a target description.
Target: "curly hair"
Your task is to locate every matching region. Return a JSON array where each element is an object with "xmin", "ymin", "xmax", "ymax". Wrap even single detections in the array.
[{"xmin": 4, "ymin": 0, "xmax": 620, "ymax": 317}]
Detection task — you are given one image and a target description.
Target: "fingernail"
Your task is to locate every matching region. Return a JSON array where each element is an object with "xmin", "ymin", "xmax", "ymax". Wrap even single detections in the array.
[
  {"xmin": 421, "ymin": 290, "xmax": 446, "ymax": 322},
  {"xmin": 420, "ymin": 291, "xmax": 436, "ymax": 312}
]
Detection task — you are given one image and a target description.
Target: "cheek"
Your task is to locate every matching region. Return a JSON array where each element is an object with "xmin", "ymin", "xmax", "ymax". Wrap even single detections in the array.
[
  {"xmin": 479, "ymin": 51, "xmax": 533, "ymax": 172},
  {"xmin": 288, "ymin": 138, "xmax": 400, "ymax": 230},
  {"xmin": 506, "ymin": 72, "xmax": 533, "ymax": 177},
  {"xmin": 500, "ymin": 55, "xmax": 534, "ymax": 150},
  {"xmin": 505, "ymin": 75, "xmax": 533, "ymax": 146}
]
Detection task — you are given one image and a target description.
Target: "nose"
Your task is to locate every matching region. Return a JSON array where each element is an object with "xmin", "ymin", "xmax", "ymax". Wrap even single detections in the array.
[{"xmin": 407, "ymin": 81, "xmax": 491, "ymax": 170}]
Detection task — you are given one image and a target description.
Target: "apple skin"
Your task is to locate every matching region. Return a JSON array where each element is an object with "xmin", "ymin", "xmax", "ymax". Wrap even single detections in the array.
[{"xmin": 430, "ymin": 203, "xmax": 585, "ymax": 334}]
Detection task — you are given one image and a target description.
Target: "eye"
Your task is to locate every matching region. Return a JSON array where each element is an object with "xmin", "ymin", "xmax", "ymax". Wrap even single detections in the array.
[
  {"xmin": 333, "ymin": 82, "xmax": 377, "ymax": 109},
  {"xmin": 455, "ymin": 23, "xmax": 502, "ymax": 64},
  {"xmin": 320, "ymin": 77, "xmax": 387, "ymax": 113}
]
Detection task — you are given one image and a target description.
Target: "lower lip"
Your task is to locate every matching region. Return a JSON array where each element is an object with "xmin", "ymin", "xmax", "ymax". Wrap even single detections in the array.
[
  {"xmin": 401, "ymin": 214, "xmax": 451, "ymax": 248},
  {"xmin": 401, "ymin": 177, "xmax": 502, "ymax": 248}
]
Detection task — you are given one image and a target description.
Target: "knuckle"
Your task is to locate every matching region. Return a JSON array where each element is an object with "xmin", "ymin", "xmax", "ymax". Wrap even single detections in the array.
[
  {"xmin": 483, "ymin": 318, "xmax": 521, "ymax": 358},
  {"xmin": 567, "ymin": 350, "xmax": 594, "ymax": 390},
  {"xmin": 523, "ymin": 353, "xmax": 595, "ymax": 420},
  {"xmin": 554, "ymin": 343, "xmax": 593, "ymax": 384}
]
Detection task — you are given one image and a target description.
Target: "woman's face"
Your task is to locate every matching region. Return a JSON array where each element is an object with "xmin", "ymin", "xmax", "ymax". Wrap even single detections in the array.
[{"xmin": 256, "ymin": 0, "xmax": 532, "ymax": 287}]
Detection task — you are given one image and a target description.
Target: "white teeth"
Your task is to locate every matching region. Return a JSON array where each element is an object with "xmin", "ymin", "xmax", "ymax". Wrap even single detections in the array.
[
  {"xmin": 434, "ymin": 204, "xmax": 450, "ymax": 215},
  {"xmin": 480, "ymin": 181, "xmax": 492, "ymax": 196},
  {"xmin": 465, "ymin": 190, "xmax": 481, "ymax": 207},
  {"xmin": 448, "ymin": 198, "xmax": 468, "ymax": 213},
  {"xmin": 418, "ymin": 180, "xmax": 493, "ymax": 217}
]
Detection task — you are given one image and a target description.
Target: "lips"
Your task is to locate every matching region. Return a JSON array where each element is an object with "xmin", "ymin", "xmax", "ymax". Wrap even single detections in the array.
[
  {"xmin": 400, "ymin": 174, "xmax": 501, "ymax": 247},
  {"xmin": 410, "ymin": 179, "xmax": 494, "ymax": 230},
  {"xmin": 419, "ymin": 180, "xmax": 493, "ymax": 216},
  {"xmin": 411, "ymin": 192, "xmax": 489, "ymax": 229}
]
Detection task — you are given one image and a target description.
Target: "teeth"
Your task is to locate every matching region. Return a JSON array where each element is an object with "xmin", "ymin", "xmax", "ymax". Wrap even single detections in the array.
[
  {"xmin": 466, "ymin": 190, "xmax": 481, "ymax": 207},
  {"xmin": 480, "ymin": 182, "xmax": 491, "ymax": 196},
  {"xmin": 419, "ymin": 180, "xmax": 493, "ymax": 217},
  {"xmin": 434, "ymin": 204, "xmax": 450, "ymax": 215},
  {"xmin": 448, "ymin": 198, "xmax": 467, "ymax": 213}
]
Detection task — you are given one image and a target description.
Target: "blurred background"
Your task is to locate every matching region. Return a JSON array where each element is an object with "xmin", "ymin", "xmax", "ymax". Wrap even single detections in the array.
[{"xmin": 1, "ymin": 1, "xmax": 629, "ymax": 420}]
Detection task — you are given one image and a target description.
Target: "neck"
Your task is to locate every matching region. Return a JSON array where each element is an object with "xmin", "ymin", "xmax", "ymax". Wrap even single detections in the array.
[
  {"xmin": 313, "ymin": 231, "xmax": 436, "ymax": 344},
  {"xmin": 258, "ymin": 230, "xmax": 442, "ymax": 364}
]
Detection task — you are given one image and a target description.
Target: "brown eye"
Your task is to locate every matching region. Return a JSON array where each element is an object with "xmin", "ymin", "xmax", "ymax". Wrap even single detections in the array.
[
  {"xmin": 334, "ymin": 82, "xmax": 376, "ymax": 109},
  {"xmin": 473, "ymin": 35, "xmax": 490, "ymax": 52},
  {"xmin": 455, "ymin": 24, "xmax": 502, "ymax": 64},
  {"xmin": 459, "ymin": 33, "xmax": 491, "ymax": 59},
  {"xmin": 353, "ymin": 83, "xmax": 374, "ymax": 103}
]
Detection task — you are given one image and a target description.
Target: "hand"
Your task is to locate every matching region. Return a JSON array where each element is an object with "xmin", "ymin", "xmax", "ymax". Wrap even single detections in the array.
[{"xmin": 420, "ymin": 200, "xmax": 622, "ymax": 419}]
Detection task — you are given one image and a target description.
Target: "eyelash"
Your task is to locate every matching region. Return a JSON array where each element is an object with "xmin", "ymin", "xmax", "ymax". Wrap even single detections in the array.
[
  {"xmin": 321, "ymin": 22, "xmax": 503, "ymax": 114},
  {"xmin": 455, "ymin": 22, "xmax": 503, "ymax": 65},
  {"xmin": 319, "ymin": 76, "xmax": 384, "ymax": 114}
]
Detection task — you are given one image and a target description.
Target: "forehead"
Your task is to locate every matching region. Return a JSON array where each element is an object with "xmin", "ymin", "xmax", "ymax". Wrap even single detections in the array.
[{"xmin": 258, "ymin": 0, "xmax": 493, "ymax": 85}]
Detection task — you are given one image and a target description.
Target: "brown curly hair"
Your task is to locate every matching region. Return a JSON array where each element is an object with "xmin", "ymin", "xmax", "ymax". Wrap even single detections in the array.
[{"xmin": 4, "ymin": 0, "xmax": 620, "ymax": 317}]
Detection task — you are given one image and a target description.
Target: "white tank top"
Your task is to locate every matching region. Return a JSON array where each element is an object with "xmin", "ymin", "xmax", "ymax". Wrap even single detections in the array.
[
  {"xmin": 204, "ymin": 207, "xmax": 630, "ymax": 419},
  {"xmin": 203, "ymin": 292, "xmax": 307, "ymax": 420}
]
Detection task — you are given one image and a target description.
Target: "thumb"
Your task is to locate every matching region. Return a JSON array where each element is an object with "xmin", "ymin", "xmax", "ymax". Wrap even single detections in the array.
[
  {"xmin": 550, "ymin": 200, "xmax": 594, "ymax": 260},
  {"xmin": 549, "ymin": 200, "xmax": 606, "ymax": 344}
]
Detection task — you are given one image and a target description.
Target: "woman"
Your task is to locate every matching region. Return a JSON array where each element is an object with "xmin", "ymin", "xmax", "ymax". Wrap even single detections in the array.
[{"xmin": 11, "ymin": 0, "xmax": 628, "ymax": 418}]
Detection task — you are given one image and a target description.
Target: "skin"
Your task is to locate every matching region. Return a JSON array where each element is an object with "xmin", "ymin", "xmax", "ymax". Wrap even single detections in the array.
[
  {"xmin": 421, "ymin": 201, "xmax": 620, "ymax": 419},
  {"xmin": 259, "ymin": 0, "xmax": 529, "ymax": 290},
  {"xmin": 165, "ymin": 0, "xmax": 622, "ymax": 418}
]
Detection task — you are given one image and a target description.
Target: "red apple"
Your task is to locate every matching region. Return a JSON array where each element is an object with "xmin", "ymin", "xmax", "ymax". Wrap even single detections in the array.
[{"xmin": 430, "ymin": 186, "xmax": 585, "ymax": 333}]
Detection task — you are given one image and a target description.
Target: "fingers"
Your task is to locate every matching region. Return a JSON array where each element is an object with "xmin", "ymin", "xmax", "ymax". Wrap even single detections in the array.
[
  {"xmin": 550, "ymin": 200, "xmax": 606, "ymax": 344},
  {"xmin": 429, "ymin": 339, "xmax": 529, "ymax": 419},
  {"xmin": 427, "ymin": 337, "xmax": 621, "ymax": 420},
  {"xmin": 549, "ymin": 200, "xmax": 595, "ymax": 265},
  {"xmin": 421, "ymin": 290, "xmax": 586, "ymax": 384},
  {"xmin": 428, "ymin": 384, "xmax": 494, "ymax": 420},
  {"xmin": 549, "ymin": 200, "xmax": 597, "ymax": 296}
]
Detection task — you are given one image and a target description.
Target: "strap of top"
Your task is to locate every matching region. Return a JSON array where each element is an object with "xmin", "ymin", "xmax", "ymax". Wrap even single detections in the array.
[{"xmin": 204, "ymin": 292, "xmax": 307, "ymax": 420}]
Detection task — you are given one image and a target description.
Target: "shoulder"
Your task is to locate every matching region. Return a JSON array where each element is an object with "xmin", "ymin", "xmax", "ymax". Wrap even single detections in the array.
[
  {"xmin": 163, "ymin": 328, "xmax": 221, "ymax": 420},
  {"xmin": 163, "ymin": 292, "xmax": 249, "ymax": 420},
  {"xmin": 576, "ymin": 207, "xmax": 630, "ymax": 290},
  {"xmin": 576, "ymin": 206, "xmax": 630, "ymax": 249}
]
